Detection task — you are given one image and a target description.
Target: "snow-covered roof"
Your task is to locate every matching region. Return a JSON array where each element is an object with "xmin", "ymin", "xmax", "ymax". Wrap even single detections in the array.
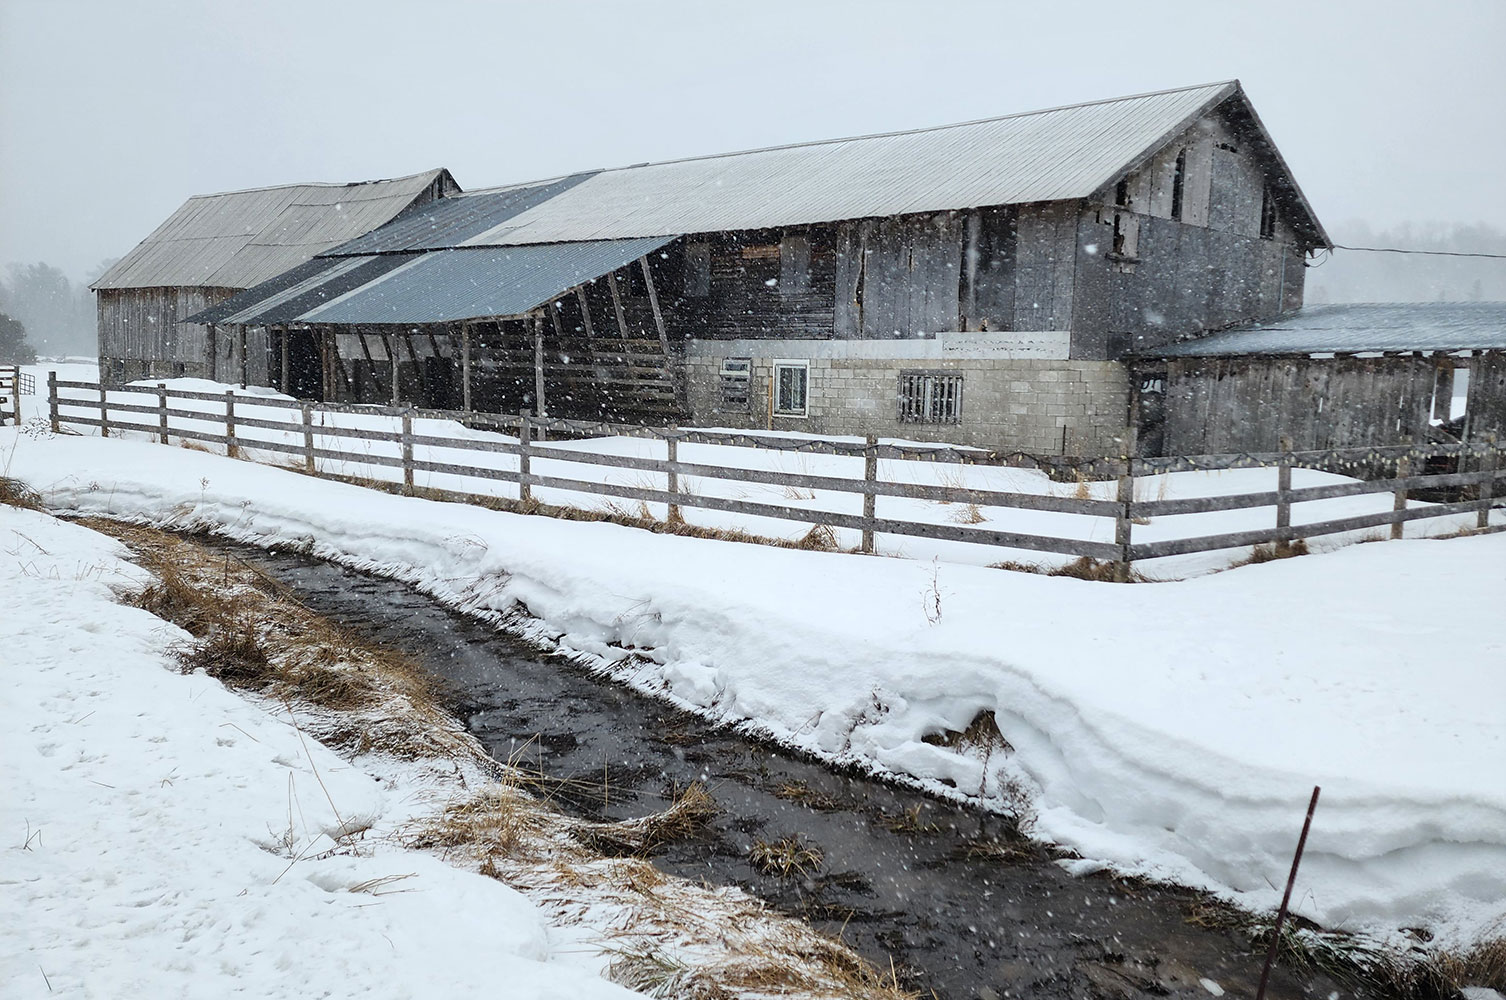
[
  {"xmin": 1147, "ymin": 302, "xmax": 1506, "ymax": 357},
  {"xmin": 92, "ymin": 169, "xmax": 454, "ymax": 292}
]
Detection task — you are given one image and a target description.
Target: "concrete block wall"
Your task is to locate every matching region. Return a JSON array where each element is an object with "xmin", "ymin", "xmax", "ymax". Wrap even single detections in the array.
[{"xmin": 686, "ymin": 349, "xmax": 1130, "ymax": 455}]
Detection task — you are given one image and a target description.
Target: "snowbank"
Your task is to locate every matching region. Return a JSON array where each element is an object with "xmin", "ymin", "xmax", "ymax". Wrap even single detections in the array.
[
  {"xmin": 0, "ymin": 503, "xmax": 635, "ymax": 999},
  {"xmin": 5, "ymin": 427, "xmax": 1504, "ymax": 948}
]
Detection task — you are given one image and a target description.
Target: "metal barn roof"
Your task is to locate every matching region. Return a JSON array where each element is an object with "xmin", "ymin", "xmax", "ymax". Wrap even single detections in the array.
[
  {"xmin": 1147, "ymin": 303, "xmax": 1506, "ymax": 357},
  {"xmin": 185, "ymin": 236, "xmax": 675, "ymax": 327},
  {"xmin": 325, "ymin": 174, "xmax": 597, "ymax": 256},
  {"xmin": 441, "ymin": 81, "xmax": 1320, "ymax": 247},
  {"xmin": 92, "ymin": 169, "xmax": 453, "ymax": 291}
]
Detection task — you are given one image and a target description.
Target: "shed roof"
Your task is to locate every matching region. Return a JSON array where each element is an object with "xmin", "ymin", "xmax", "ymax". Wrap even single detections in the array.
[
  {"xmin": 438, "ymin": 81, "xmax": 1323, "ymax": 248},
  {"xmin": 92, "ymin": 169, "xmax": 454, "ymax": 291},
  {"xmin": 184, "ymin": 236, "xmax": 675, "ymax": 327},
  {"xmin": 1146, "ymin": 303, "xmax": 1506, "ymax": 357}
]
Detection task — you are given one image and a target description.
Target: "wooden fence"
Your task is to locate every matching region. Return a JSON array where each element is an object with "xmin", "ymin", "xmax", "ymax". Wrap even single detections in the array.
[
  {"xmin": 47, "ymin": 374, "xmax": 1506, "ymax": 577},
  {"xmin": 1, "ymin": 365, "xmax": 33, "ymax": 426}
]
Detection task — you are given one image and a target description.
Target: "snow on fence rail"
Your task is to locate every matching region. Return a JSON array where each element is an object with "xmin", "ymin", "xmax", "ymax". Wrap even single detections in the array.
[{"xmin": 46, "ymin": 374, "xmax": 1505, "ymax": 577}]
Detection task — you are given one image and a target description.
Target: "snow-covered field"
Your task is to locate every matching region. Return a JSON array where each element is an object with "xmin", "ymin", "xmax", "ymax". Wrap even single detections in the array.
[
  {"xmin": 4, "ymin": 410, "xmax": 1504, "ymax": 950},
  {"xmin": 0, "ymin": 503, "xmax": 636, "ymax": 999},
  {"xmin": 30, "ymin": 368, "xmax": 1501, "ymax": 579}
]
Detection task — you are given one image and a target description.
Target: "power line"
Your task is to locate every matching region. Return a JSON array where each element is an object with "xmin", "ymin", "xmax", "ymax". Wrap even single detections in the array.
[{"xmin": 1329, "ymin": 243, "xmax": 1506, "ymax": 260}]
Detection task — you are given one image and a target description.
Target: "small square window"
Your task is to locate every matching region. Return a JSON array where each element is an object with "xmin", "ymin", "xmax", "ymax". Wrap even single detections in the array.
[
  {"xmin": 773, "ymin": 360, "xmax": 808, "ymax": 417},
  {"xmin": 898, "ymin": 371, "xmax": 963, "ymax": 424},
  {"xmin": 718, "ymin": 357, "xmax": 751, "ymax": 412}
]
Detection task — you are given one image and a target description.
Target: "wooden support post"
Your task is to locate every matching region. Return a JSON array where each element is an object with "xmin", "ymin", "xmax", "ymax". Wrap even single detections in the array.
[
  {"xmin": 574, "ymin": 287, "xmax": 596, "ymax": 339},
  {"xmin": 99, "ymin": 383, "xmax": 109, "ymax": 438},
  {"xmin": 1114, "ymin": 458, "xmax": 1134, "ymax": 583},
  {"xmin": 1392, "ymin": 442, "xmax": 1411, "ymax": 540},
  {"xmin": 157, "ymin": 383, "xmax": 169, "ymax": 444},
  {"xmin": 401, "ymin": 410, "xmax": 414, "ymax": 495},
  {"xmin": 1275, "ymin": 435, "xmax": 1293, "ymax": 555},
  {"xmin": 386, "ymin": 333, "xmax": 400, "ymax": 406},
  {"xmin": 1481, "ymin": 435, "xmax": 1498, "ymax": 530},
  {"xmin": 665, "ymin": 429, "xmax": 682, "ymax": 524},
  {"xmin": 532, "ymin": 314, "xmax": 547, "ymax": 421},
  {"xmin": 862, "ymin": 434, "xmax": 878, "ymax": 554},
  {"xmin": 225, "ymin": 390, "xmax": 238, "ymax": 459},
  {"xmin": 517, "ymin": 409, "xmax": 532, "ymax": 505},
  {"xmin": 280, "ymin": 328, "xmax": 290, "ymax": 394},
  {"xmin": 461, "ymin": 323, "xmax": 472, "ymax": 412},
  {"xmin": 48, "ymin": 371, "xmax": 59, "ymax": 433},
  {"xmin": 301, "ymin": 403, "xmax": 315, "ymax": 474},
  {"xmin": 640, "ymin": 257, "xmax": 669, "ymax": 352},
  {"xmin": 401, "ymin": 330, "xmax": 426, "ymax": 404},
  {"xmin": 239, "ymin": 328, "xmax": 248, "ymax": 389},
  {"xmin": 607, "ymin": 271, "xmax": 630, "ymax": 338}
]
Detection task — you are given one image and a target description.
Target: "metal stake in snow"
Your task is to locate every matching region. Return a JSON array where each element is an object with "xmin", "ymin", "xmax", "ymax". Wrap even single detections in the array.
[{"xmin": 1255, "ymin": 785, "xmax": 1321, "ymax": 1000}]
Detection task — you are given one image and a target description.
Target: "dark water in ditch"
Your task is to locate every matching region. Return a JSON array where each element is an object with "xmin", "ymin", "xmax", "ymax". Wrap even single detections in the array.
[{"xmin": 218, "ymin": 540, "xmax": 1360, "ymax": 1000}]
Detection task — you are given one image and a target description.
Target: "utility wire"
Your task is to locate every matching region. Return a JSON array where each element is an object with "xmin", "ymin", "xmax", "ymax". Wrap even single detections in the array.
[{"xmin": 1329, "ymin": 243, "xmax": 1506, "ymax": 260}]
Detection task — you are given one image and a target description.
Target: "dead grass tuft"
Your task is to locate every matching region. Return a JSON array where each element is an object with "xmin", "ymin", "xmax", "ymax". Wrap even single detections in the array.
[
  {"xmin": 1234, "ymin": 538, "xmax": 1310, "ymax": 566},
  {"xmin": 0, "ymin": 476, "xmax": 44, "ymax": 510},
  {"xmin": 409, "ymin": 784, "xmax": 537, "ymax": 858},
  {"xmin": 750, "ymin": 835, "xmax": 824, "ymax": 878},
  {"xmin": 578, "ymin": 781, "xmax": 719, "ymax": 856},
  {"xmin": 773, "ymin": 780, "xmax": 843, "ymax": 811},
  {"xmin": 921, "ymin": 709, "xmax": 1009, "ymax": 753},
  {"xmin": 949, "ymin": 502, "xmax": 987, "ymax": 524},
  {"xmin": 1047, "ymin": 556, "xmax": 1144, "ymax": 583},
  {"xmin": 795, "ymin": 523, "xmax": 840, "ymax": 551}
]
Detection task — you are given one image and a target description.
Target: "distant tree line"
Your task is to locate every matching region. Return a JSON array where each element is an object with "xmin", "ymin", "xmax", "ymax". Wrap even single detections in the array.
[
  {"xmin": 0, "ymin": 260, "xmax": 115, "ymax": 360},
  {"xmin": 1307, "ymin": 221, "xmax": 1506, "ymax": 304}
]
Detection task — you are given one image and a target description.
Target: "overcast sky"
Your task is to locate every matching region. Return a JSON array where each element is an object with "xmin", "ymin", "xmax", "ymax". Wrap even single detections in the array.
[{"xmin": 2, "ymin": 0, "xmax": 1503, "ymax": 281}]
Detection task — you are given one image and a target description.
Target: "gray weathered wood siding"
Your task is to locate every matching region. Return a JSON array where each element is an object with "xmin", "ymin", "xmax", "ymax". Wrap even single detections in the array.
[
  {"xmin": 1157, "ymin": 356, "xmax": 1439, "ymax": 454},
  {"xmin": 98, "ymin": 287, "xmax": 238, "ymax": 376}
]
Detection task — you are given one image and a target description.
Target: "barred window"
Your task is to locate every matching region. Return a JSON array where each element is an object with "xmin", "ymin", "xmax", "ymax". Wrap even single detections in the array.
[
  {"xmin": 718, "ymin": 357, "xmax": 751, "ymax": 412},
  {"xmin": 898, "ymin": 371, "xmax": 963, "ymax": 424}
]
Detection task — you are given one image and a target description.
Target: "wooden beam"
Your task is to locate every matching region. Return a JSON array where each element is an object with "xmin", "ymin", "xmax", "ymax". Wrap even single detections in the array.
[
  {"xmin": 461, "ymin": 322, "xmax": 472, "ymax": 411},
  {"xmin": 574, "ymin": 286, "xmax": 596, "ymax": 340},
  {"xmin": 384, "ymin": 332, "xmax": 399, "ymax": 405},
  {"xmin": 532, "ymin": 314, "xmax": 547, "ymax": 418},
  {"xmin": 606, "ymin": 272, "xmax": 630, "ymax": 339},
  {"xmin": 401, "ymin": 329, "xmax": 427, "ymax": 403},
  {"xmin": 639, "ymin": 257, "xmax": 669, "ymax": 352},
  {"xmin": 239, "ymin": 327, "xmax": 248, "ymax": 388},
  {"xmin": 357, "ymin": 330, "xmax": 380, "ymax": 399},
  {"xmin": 280, "ymin": 327, "xmax": 290, "ymax": 394}
]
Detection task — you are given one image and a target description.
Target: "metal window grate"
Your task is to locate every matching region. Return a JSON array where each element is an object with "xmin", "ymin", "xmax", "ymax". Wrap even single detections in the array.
[
  {"xmin": 898, "ymin": 372, "xmax": 963, "ymax": 424},
  {"xmin": 718, "ymin": 357, "xmax": 751, "ymax": 412}
]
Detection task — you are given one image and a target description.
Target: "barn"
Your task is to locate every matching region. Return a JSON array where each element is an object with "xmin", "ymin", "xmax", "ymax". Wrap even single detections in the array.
[
  {"xmin": 1134, "ymin": 302, "xmax": 1506, "ymax": 456},
  {"xmin": 186, "ymin": 80, "xmax": 1330, "ymax": 454},
  {"xmin": 91, "ymin": 168, "xmax": 458, "ymax": 386}
]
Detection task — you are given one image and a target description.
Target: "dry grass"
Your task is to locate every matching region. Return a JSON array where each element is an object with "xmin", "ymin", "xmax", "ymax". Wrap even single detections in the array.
[
  {"xmin": 1, "ymin": 476, "xmax": 44, "ymax": 509},
  {"xmin": 949, "ymin": 503, "xmax": 987, "ymax": 524},
  {"xmin": 1234, "ymin": 538, "xmax": 1311, "ymax": 566},
  {"xmin": 1047, "ymin": 556, "xmax": 1144, "ymax": 583},
  {"xmin": 750, "ymin": 835, "xmax": 824, "ymax": 878},
  {"xmin": 773, "ymin": 780, "xmax": 843, "ymax": 811},
  {"xmin": 577, "ymin": 782, "xmax": 718, "ymax": 856}
]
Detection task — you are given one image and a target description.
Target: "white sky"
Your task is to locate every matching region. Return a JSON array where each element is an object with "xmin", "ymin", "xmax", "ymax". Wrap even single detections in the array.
[{"xmin": 2, "ymin": 0, "xmax": 1503, "ymax": 281}]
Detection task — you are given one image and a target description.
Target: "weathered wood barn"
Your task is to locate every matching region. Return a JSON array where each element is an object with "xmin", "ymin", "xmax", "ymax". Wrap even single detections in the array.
[
  {"xmin": 1135, "ymin": 302, "xmax": 1506, "ymax": 455},
  {"xmin": 183, "ymin": 80, "xmax": 1335, "ymax": 453},
  {"xmin": 92, "ymin": 169, "xmax": 458, "ymax": 385}
]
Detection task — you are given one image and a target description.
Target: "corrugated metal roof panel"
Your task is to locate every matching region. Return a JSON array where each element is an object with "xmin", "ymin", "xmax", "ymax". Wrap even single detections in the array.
[
  {"xmin": 1147, "ymin": 303, "xmax": 1506, "ymax": 357},
  {"xmin": 93, "ymin": 169, "xmax": 450, "ymax": 291},
  {"xmin": 462, "ymin": 83, "xmax": 1239, "ymax": 245},
  {"xmin": 325, "ymin": 174, "xmax": 596, "ymax": 255},
  {"xmin": 298, "ymin": 237, "xmax": 676, "ymax": 325}
]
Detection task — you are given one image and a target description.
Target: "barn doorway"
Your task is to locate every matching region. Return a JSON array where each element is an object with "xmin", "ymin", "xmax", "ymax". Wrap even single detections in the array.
[{"xmin": 284, "ymin": 332, "xmax": 324, "ymax": 401}]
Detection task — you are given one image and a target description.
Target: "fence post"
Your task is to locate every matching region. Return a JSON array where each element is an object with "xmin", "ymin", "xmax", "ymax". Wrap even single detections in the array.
[
  {"xmin": 301, "ymin": 403, "xmax": 315, "ymax": 474},
  {"xmin": 99, "ymin": 383, "xmax": 110, "ymax": 438},
  {"xmin": 1391, "ymin": 438, "xmax": 1411, "ymax": 541},
  {"xmin": 156, "ymin": 383, "xmax": 169, "ymax": 444},
  {"xmin": 1481, "ymin": 435, "xmax": 1499, "ymax": 531},
  {"xmin": 861, "ymin": 434, "xmax": 878, "ymax": 555},
  {"xmin": 401, "ymin": 409, "xmax": 415, "ymax": 495},
  {"xmin": 665, "ymin": 429, "xmax": 681, "ymax": 524},
  {"xmin": 1114, "ymin": 449, "xmax": 1134, "ymax": 583},
  {"xmin": 518, "ymin": 409, "xmax": 532, "ymax": 505},
  {"xmin": 225, "ymin": 390, "xmax": 238, "ymax": 459},
  {"xmin": 48, "ymin": 371, "xmax": 59, "ymax": 433},
  {"xmin": 1275, "ymin": 435, "xmax": 1293, "ymax": 555}
]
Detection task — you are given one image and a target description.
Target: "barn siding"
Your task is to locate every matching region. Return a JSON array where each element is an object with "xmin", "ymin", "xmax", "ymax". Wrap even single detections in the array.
[{"xmin": 98, "ymin": 287, "xmax": 238, "ymax": 384}]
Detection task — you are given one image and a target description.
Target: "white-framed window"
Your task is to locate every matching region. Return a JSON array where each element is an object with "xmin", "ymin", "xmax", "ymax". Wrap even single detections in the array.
[
  {"xmin": 718, "ymin": 357, "xmax": 751, "ymax": 412},
  {"xmin": 772, "ymin": 360, "xmax": 809, "ymax": 417},
  {"xmin": 898, "ymin": 371, "xmax": 963, "ymax": 424}
]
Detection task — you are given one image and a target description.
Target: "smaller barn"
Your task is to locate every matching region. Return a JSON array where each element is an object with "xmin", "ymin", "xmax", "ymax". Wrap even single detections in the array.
[
  {"xmin": 1133, "ymin": 302, "xmax": 1506, "ymax": 456},
  {"xmin": 91, "ymin": 169, "xmax": 458, "ymax": 385}
]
